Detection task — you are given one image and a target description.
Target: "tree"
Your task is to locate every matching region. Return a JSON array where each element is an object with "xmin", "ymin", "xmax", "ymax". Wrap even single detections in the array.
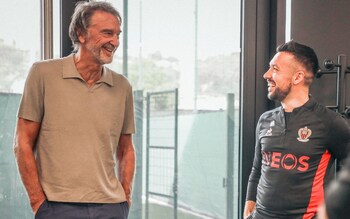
[
  {"xmin": 198, "ymin": 53, "xmax": 240, "ymax": 97},
  {"xmin": 109, "ymin": 51, "xmax": 180, "ymax": 92},
  {"xmin": 0, "ymin": 40, "xmax": 29, "ymax": 92}
]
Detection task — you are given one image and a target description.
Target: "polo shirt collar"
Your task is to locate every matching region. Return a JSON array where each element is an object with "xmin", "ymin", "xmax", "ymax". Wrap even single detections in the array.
[
  {"xmin": 62, "ymin": 54, "xmax": 114, "ymax": 87},
  {"xmin": 99, "ymin": 67, "xmax": 114, "ymax": 86}
]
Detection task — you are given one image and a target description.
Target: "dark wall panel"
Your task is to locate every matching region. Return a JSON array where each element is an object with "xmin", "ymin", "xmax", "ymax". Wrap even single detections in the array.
[
  {"xmin": 291, "ymin": 0, "xmax": 350, "ymax": 109},
  {"xmin": 240, "ymin": 1, "xmax": 280, "ymax": 217},
  {"xmin": 60, "ymin": 0, "xmax": 84, "ymax": 57}
]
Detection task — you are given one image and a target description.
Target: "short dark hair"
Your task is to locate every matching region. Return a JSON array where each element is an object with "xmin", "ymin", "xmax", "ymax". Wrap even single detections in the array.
[
  {"xmin": 69, "ymin": 1, "xmax": 122, "ymax": 52},
  {"xmin": 276, "ymin": 40, "xmax": 320, "ymax": 75}
]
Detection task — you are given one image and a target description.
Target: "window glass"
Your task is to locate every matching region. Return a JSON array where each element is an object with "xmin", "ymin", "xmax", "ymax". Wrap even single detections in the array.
[
  {"xmin": 106, "ymin": 1, "xmax": 241, "ymax": 218},
  {"xmin": 0, "ymin": 1, "xmax": 40, "ymax": 218},
  {"xmin": 0, "ymin": 0, "xmax": 241, "ymax": 217},
  {"xmin": 0, "ymin": 0, "xmax": 40, "ymax": 93},
  {"xmin": 53, "ymin": 0, "xmax": 61, "ymax": 58}
]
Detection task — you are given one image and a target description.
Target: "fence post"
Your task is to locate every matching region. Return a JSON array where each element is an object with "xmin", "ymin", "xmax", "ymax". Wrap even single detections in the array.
[
  {"xmin": 130, "ymin": 90, "xmax": 143, "ymax": 219},
  {"xmin": 226, "ymin": 93, "xmax": 235, "ymax": 219}
]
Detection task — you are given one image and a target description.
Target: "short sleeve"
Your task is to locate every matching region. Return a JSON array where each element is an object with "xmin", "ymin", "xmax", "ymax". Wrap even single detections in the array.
[
  {"xmin": 121, "ymin": 84, "xmax": 135, "ymax": 134},
  {"xmin": 17, "ymin": 63, "xmax": 44, "ymax": 122}
]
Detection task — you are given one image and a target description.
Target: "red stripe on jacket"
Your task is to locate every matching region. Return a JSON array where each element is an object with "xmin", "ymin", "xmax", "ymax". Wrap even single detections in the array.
[{"xmin": 303, "ymin": 150, "xmax": 331, "ymax": 219}]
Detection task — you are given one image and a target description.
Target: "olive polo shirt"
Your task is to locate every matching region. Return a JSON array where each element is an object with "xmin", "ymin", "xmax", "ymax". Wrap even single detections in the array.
[{"xmin": 18, "ymin": 54, "xmax": 135, "ymax": 203}]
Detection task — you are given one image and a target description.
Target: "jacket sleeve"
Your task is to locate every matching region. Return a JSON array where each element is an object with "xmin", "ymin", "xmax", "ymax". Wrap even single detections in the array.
[
  {"xmin": 246, "ymin": 118, "xmax": 263, "ymax": 201},
  {"xmin": 327, "ymin": 114, "xmax": 350, "ymax": 163}
]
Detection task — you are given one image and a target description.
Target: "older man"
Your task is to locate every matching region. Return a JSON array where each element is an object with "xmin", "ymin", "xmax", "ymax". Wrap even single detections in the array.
[{"xmin": 14, "ymin": 2, "xmax": 135, "ymax": 219}]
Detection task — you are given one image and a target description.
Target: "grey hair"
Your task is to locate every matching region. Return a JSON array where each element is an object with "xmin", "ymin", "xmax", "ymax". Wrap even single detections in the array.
[{"xmin": 69, "ymin": 1, "xmax": 122, "ymax": 52}]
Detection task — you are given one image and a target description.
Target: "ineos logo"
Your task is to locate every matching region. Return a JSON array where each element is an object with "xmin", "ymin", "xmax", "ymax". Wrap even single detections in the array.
[{"xmin": 262, "ymin": 151, "xmax": 310, "ymax": 172}]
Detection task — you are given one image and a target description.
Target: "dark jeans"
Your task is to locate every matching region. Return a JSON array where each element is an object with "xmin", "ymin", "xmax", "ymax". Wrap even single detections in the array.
[{"xmin": 35, "ymin": 200, "xmax": 129, "ymax": 219}]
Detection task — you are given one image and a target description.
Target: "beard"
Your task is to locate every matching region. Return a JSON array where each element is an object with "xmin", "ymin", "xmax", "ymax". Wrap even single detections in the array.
[
  {"xmin": 267, "ymin": 82, "xmax": 292, "ymax": 102},
  {"xmin": 87, "ymin": 43, "xmax": 116, "ymax": 65}
]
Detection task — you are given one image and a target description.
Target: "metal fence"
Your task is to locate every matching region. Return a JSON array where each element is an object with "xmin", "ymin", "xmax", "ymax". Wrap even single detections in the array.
[{"xmin": 145, "ymin": 89, "xmax": 178, "ymax": 219}]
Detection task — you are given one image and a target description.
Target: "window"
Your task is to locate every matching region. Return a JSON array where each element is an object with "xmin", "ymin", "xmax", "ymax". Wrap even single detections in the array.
[
  {"xmin": 0, "ymin": 1, "xmax": 40, "ymax": 93},
  {"xmin": 106, "ymin": 1, "xmax": 242, "ymax": 218},
  {"xmin": 0, "ymin": 1, "xmax": 41, "ymax": 218},
  {"xmin": 0, "ymin": 1, "xmax": 242, "ymax": 218}
]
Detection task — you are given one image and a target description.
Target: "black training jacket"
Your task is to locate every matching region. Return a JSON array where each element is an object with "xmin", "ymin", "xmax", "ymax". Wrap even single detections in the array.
[{"xmin": 246, "ymin": 97, "xmax": 350, "ymax": 219}]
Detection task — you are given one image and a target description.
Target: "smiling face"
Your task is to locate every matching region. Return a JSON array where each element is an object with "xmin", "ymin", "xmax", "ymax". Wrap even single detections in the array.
[
  {"xmin": 263, "ymin": 52, "xmax": 297, "ymax": 102},
  {"xmin": 79, "ymin": 10, "xmax": 121, "ymax": 65}
]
